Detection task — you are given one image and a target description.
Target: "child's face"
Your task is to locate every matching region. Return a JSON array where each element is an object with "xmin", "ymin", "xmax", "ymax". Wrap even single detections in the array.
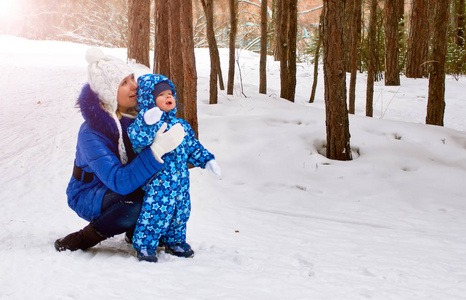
[{"xmin": 155, "ymin": 89, "xmax": 176, "ymax": 112}]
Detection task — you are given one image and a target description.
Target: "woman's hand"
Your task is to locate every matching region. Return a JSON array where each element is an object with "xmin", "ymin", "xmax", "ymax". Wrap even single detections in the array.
[{"xmin": 150, "ymin": 123, "xmax": 185, "ymax": 163}]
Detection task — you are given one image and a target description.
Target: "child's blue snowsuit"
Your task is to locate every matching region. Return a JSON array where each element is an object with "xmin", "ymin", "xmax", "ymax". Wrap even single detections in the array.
[{"xmin": 128, "ymin": 74, "xmax": 214, "ymax": 253}]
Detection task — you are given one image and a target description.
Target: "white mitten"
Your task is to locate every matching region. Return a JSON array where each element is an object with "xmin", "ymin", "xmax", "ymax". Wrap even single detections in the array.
[
  {"xmin": 144, "ymin": 107, "xmax": 164, "ymax": 125},
  {"xmin": 206, "ymin": 160, "xmax": 222, "ymax": 177},
  {"xmin": 150, "ymin": 123, "xmax": 185, "ymax": 163}
]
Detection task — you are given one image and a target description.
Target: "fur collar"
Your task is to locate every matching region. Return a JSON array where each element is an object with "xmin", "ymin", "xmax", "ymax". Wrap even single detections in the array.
[{"xmin": 77, "ymin": 84, "xmax": 118, "ymax": 142}]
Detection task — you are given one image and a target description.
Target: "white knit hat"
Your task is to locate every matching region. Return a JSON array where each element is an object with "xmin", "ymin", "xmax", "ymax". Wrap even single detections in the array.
[{"xmin": 86, "ymin": 48, "xmax": 134, "ymax": 164}]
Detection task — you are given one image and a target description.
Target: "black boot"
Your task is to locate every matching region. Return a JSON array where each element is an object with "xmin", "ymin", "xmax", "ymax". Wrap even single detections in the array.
[
  {"xmin": 124, "ymin": 228, "xmax": 134, "ymax": 244},
  {"xmin": 55, "ymin": 224, "xmax": 106, "ymax": 252}
]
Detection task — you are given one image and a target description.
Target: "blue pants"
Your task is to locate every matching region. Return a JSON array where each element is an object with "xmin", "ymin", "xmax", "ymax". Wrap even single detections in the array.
[
  {"xmin": 133, "ymin": 192, "xmax": 191, "ymax": 250},
  {"xmin": 92, "ymin": 188, "xmax": 144, "ymax": 238}
]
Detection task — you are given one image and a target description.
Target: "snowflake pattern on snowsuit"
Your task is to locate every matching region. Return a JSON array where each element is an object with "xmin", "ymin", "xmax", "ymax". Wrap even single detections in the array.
[{"xmin": 128, "ymin": 74, "xmax": 214, "ymax": 252}]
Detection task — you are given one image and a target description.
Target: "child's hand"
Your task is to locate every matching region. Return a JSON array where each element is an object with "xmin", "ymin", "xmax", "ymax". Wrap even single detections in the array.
[
  {"xmin": 144, "ymin": 107, "xmax": 164, "ymax": 125},
  {"xmin": 206, "ymin": 160, "xmax": 222, "ymax": 177}
]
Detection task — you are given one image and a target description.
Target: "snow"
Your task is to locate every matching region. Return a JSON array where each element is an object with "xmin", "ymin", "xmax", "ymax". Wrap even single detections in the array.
[{"xmin": 1, "ymin": 35, "xmax": 466, "ymax": 299}]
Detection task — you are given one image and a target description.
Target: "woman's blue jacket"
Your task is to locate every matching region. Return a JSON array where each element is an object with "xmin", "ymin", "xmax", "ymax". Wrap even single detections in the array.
[{"xmin": 66, "ymin": 84, "xmax": 164, "ymax": 221}]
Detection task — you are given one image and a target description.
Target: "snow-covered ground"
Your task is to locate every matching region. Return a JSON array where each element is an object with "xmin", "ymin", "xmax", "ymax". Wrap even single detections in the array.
[{"xmin": 1, "ymin": 35, "xmax": 465, "ymax": 299}]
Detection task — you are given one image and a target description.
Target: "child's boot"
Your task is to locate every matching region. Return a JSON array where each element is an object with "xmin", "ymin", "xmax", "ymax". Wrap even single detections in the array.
[
  {"xmin": 136, "ymin": 249, "xmax": 158, "ymax": 263},
  {"xmin": 165, "ymin": 242, "xmax": 194, "ymax": 258}
]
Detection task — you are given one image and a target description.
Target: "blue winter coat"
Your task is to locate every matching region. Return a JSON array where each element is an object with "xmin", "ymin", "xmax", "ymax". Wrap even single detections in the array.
[
  {"xmin": 66, "ymin": 84, "xmax": 164, "ymax": 222},
  {"xmin": 128, "ymin": 74, "xmax": 214, "ymax": 171},
  {"xmin": 128, "ymin": 74, "xmax": 214, "ymax": 249}
]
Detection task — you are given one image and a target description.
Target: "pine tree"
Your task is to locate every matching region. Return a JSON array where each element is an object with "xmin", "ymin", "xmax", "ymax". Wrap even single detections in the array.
[
  {"xmin": 406, "ymin": 0, "xmax": 429, "ymax": 78},
  {"xmin": 426, "ymin": 0, "xmax": 451, "ymax": 126},
  {"xmin": 228, "ymin": 0, "xmax": 238, "ymax": 96},
  {"xmin": 323, "ymin": 0, "xmax": 352, "ymax": 161}
]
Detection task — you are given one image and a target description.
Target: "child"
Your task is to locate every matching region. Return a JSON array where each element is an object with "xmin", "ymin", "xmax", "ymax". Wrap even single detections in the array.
[{"xmin": 128, "ymin": 74, "xmax": 221, "ymax": 262}]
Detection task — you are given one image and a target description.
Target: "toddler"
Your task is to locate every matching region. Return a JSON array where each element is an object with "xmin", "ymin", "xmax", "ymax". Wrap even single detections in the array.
[{"xmin": 128, "ymin": 74, "xmax": 221, "ymax": 262}]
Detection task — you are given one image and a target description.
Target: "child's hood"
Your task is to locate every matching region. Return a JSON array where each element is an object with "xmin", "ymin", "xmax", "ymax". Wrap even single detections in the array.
[{"xmin": 136, "ymin": 74, "xmax": 177, "ymax": 111}]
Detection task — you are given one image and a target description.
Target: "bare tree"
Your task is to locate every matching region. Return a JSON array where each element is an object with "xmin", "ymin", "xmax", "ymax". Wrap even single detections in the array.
[
  {"xmin": 259, "ymin": 0, "xmax": 268, "ymax": 94},
  {"xmin": 15, "ymin": 0, "xmax": 128, "ymax": 47},
  {"xmin": 154, "ymin": 1, "xmax": 170, "ymax": 76},
  {"xmin": 384, "ymin": 0, "xmax": 403, "ymax": 86},
  {"xmin": 18, "ymin": 0, "xmax": 59, "ymax": 40},
  {"xmin": 277, "ymin": 0, "xmax": 297, "ymax": 102},
  {"xmin": 310, "ymin": 13, "xmax": 323, "ymax": 104},
  {"xmin": 180, "ymin": 0, "xmax": 199, "ymax": 136},
  {"xmin": 426, "ymin": 0, "xmax": 451, "ymax": 126},
  {"xmin": 348, "ymin": 0, "xmax": 361, "ymax": 114},
  {"xmin": 288, "ymin": 0, "xmax": 298, "ymax": 102},
  {"xmin": 201, "ymin": 0, "xmax": 224, "ymax": 104},
  {"xmin": 273, "ymin": 0, "xmax": 283, "ymax": 61},
  {"xmin": 455, "ymin": 0, "xmax": 465, "ymax": 47},
  {"xmin": 406, "ymin": 0, "xmax": 429, "ymax": 78},
  {"xmin": 153, "ymin": 1, "xmax": 199, "ymax": 133},
  {"xmin": 343, "ymin": 1, "xmax": 353, "ymax": 72},
  {"xmin": 228, "ymin": 0, "xmax": 238, "ymax": 95},
  {"xmin": 366, "ymin": 0, "xmax": 378, "ymax": 117},
  {"xmin": 323, "ymin": 0, "xmax": 352, "ymax": 161},
  {"xmin": 127, "ymin": 0, "xmax": 150, "ymax": 68},
  {"xmin": 169, "ymin": 0, "xmax": 185, "ymax": 113}
]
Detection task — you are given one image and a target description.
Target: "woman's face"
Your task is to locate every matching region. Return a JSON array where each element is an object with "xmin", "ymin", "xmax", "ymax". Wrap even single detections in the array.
[{"xmin": 117, "ymin": 74, "xmax": 137, "ymax": 113}]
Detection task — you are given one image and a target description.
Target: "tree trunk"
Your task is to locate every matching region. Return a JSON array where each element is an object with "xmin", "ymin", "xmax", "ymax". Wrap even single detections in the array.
[
  {"xmin": 310, "ymin": 14, "xmax": 323, "ymax": 104},
  {"xmin": 406, "ymin": 0, "xmax": 429, "ymax": 78},
  {"xmin": 259, "ymin": 0, "xmax": 268, "ymax": 94},
  {"xmin": 288, "ymin": 0, "xmax": 297, "ymax": 100},
  {"xmin": 426, "ymin": 0, "xmax": 450, "ymax": 126},
  {"xmin": 228, "ymin": 0, "xmax": 238, "ymax": 95},
  {"xmin": 201, "ymin": 0, "xmax": 219, "ymax": 104},
  {"xmin": 278, "ymin": 0, "xmax": 297, "ymax": 102},
  {"xmin": 278, "ymin": 0, "xmax": 290, "ymax": 100},
  {"xmin": 169, "ymin": 0, "xmax": 184, "ymax": 115},
  {"xmin": 154, "ymin": 1, "xmax": 170, "ymax": 76},
  {"xmin": 348, "ymin": 0, "xmax": 361, "ymax": 114},
  {"xmin": 180, "ymin": 0, "xmax": 199, "ymax": 136},
  {"xmin": 273, "ymin": 0, "xmax": 283, "ymax": 61},
  {"xmin": 343, "ymin": 2, "xmax": 353, "ymax": 72},
  {"xmin": 323, "ymin": 0, "xmax": 352, "ymax": 161},
  {"xmin": 366, "ymin": 0, "xmax": 378, "ymax": 117},
  {"xmin": 456, "ymin": 0, "xmax": 465, "ymax": 47},
  {"xmin": 127, "ymin": 0, "xmax": 150, "ymax": 68},
  {"xmin": 154, "ymin": 1, "xmax": 198, "ymax": 133},
  {"xmin": 384, "ymin": 0, "xmax": 402, "ymax": 86}
]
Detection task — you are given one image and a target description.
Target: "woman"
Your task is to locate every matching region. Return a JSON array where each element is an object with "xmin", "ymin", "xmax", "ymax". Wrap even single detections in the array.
[{"xmin": 54, "ymin": 48, "xmax": 185, "ymax": 252}]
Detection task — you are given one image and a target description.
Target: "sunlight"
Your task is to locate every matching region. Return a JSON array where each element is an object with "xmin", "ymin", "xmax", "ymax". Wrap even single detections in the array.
[{"xmin": 0, "ymin": 0, "xmax": 20, "ymax": 20}]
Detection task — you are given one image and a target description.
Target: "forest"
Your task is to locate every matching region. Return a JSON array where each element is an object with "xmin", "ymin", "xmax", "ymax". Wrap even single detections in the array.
[
  {"xmin": 1, "ymin": 2, "xmax": 466, "ymax": 297},
  {"xmin": 0, "ymin": 0, "xmax": 464, "ymax": 160}
]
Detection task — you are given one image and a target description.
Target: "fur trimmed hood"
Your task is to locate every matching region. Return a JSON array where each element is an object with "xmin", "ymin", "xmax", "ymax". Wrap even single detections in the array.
[{"xmin": 77, "ymin": 83, "xmax": 120, "ymax": 146}]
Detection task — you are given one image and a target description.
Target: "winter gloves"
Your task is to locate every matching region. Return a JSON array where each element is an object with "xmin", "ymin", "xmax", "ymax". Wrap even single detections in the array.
[
  {"xmin": 146, "ymin": 107, "xmax": 221, "ymax": 176},
  {"xmin": 144, "ymin": 107, "xmax": 164, "ymax": 125},
  {"xmin": 206, "ymin": 160, "xmax": 222, "ymax": 177},
  {"xmin": 150, "ymin": 123, "xmax": 185, "ymax": 163}
]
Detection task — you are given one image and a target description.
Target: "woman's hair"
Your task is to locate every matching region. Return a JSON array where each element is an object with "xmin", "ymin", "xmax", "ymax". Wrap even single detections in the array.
[{"xmin": 117, "ymin": 107, "xmax": 138, "ymax": 119}]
